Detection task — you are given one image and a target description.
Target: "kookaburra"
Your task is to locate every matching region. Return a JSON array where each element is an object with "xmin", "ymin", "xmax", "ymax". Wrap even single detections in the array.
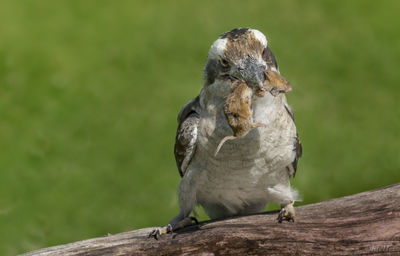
[{"xmin": 150, "ymin": 28, "xmax": 302, "ymax": 239}]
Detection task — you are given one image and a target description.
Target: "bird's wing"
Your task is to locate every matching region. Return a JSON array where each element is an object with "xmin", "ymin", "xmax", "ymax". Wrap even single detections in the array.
[
  {"xmin": 174, "ymin": 96, "xmax": 200, "ymax": 177},
  {"xmin": 285, "ymin": 104, "xmax": 303, "ymax": 177}
]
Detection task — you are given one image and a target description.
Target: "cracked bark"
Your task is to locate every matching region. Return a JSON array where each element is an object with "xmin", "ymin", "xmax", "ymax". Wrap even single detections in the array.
[{"xmin": 22, "ymin": 183, "xmax": 400, "ymax": 256}]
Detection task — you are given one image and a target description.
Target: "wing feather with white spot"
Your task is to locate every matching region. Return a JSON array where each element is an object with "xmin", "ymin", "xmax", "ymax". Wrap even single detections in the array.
[{"xmin": 174, "ymin": 97, "xmax": 200, "ymax": 177}]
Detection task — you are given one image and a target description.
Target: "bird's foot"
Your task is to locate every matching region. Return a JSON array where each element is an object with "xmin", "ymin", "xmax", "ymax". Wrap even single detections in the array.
[
  {"xmin": 277, "ymin": 204, "xmax": 295, "ymax": 223},
  {"xmin": 148, "ymin": 224, "xmax": 173, "ymax": 240},
  {"xmin": 148, "ymin": 217, "xmax": 198, "ymax": 240}
]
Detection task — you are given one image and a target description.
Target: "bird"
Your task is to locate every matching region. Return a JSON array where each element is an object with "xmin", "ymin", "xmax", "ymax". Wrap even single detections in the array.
[{"xmin": 150, "ymin": 28, "xmax": 302, "ymax": 239}]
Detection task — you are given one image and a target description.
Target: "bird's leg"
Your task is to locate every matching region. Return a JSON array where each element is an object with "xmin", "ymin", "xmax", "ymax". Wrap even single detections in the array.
[
  {"xmin": 148, "ymin": 210, "xmax": 198, "ymax": 240},
  {"xmin": 277, "ymin": 201, "xmax": 295, "ymax": 223}
]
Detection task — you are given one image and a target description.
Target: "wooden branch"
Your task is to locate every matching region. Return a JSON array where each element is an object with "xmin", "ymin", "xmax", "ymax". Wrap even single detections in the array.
[{"xmin": 22, "ymin": 184, "xmax": 400, "ymax": 256}]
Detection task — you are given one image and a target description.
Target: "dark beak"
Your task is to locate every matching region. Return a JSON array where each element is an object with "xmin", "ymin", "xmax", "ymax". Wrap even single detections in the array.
[
  {"xmin": 238, "ymin": 57, "xmax": 266, "ymax": 90},
  {"xmin": 238, "ymin": 57, "xmax": 291, "ymax": 97}
]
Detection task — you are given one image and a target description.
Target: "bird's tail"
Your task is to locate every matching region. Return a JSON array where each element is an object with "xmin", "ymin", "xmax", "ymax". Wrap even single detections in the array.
[{"xmin": 214, "ymin": 136, "xmax": 236, "ymax": 157}]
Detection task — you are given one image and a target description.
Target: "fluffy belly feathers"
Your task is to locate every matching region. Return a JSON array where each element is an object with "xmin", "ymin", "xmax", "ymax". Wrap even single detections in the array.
[{"xmin": 191, "ymin": 117, "xmax": 295, "ymax": 216}]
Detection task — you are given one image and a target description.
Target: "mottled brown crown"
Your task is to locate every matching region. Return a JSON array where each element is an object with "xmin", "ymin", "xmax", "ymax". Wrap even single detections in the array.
[{"xmin": 221, "ymin": 28, "xmax": 265, "ymax": 64}]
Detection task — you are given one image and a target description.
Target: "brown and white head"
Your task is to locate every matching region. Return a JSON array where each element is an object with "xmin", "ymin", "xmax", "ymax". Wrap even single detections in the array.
[{"xmin": 204, "ymin": 28, "xmax": 291, "ymax": 97}]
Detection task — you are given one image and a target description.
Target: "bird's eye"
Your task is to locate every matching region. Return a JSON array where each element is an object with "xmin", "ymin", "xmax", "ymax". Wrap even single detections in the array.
[
  {"xmin": 219, "ymin": 58, "xmax": 230, "ymax": 68},
  {"xmin": 262, "ymin": 48, "xmax": 268, "ymax": 60}
]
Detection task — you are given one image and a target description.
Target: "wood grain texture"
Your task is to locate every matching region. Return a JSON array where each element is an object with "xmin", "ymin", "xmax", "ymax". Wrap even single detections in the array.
[{"xmin": 22, "ymin": 184, "xmax": 400, "ymax": 256}]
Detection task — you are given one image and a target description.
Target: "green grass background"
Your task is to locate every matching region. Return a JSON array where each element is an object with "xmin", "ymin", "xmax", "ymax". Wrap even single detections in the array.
[{"xmin": 0, "ymin": 1, "xmax": 399, "ymax": 254}]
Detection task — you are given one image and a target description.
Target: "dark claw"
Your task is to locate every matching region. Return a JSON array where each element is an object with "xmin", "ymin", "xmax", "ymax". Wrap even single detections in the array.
[
  {"xmin": 277, "ymin": 209, "xmax": 285, "ymax": 223},
  {"xmin": 190, "ymin": 217, "xmax": 199, "ymax": 225},
  {"xmin": 148, "ymin": 224, "xmax": 173, "ymax": 240},
  {"xmin": 148, "ymin": 229, "xmax": 160, "ymax": 240},
  {"xmin": 277, "ymin": 209, "xmax": 294, "ymax": 223}
]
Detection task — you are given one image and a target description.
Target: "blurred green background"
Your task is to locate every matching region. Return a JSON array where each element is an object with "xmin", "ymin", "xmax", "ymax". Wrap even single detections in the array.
[{"xmin": 0, "ymin": 0, "xmax": 399, "ymax": 255}]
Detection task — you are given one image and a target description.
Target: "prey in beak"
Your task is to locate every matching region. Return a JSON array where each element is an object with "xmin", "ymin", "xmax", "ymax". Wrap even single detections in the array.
[
  {"xmin": 215, "ymin": 80, "xmax": 266, "ymax": 156},
  {"xmin": 264, "ymin": 69, "xmax": 291, "ymax": 97},
  {"xmin": 236, "ymin": 56, "xmax": 291, "ymax": 97}
]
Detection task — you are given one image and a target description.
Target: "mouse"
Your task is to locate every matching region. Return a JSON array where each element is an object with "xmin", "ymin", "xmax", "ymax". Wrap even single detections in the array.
[{"xmin": 215, "ymin": 80, "xmax": 266, "ymax": 156}]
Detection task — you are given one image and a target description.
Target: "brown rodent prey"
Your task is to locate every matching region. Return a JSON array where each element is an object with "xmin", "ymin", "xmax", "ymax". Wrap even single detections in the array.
[{"xmin": 215, "ymin": 80, "xmax": 266, "ymax": 156}]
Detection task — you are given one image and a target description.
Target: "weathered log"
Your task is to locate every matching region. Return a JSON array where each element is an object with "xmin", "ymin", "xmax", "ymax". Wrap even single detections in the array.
[{"xmin": 22, "ymin": 184, "xmax": 400, "ymax": 256}]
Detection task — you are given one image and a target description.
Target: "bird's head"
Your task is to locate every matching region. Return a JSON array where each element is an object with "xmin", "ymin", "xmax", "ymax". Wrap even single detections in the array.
[{"xmin": 204, "ymin": 28, "xmax": 291, "ymax": 97}]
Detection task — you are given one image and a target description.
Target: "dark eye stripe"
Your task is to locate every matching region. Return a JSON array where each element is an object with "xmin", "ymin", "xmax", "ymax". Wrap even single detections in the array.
[
  {"xmin": 262, "ymin": 48, "xmax": 268, "ymax": 60},
  {"xmin": 263, "ymin": 47, "xmax": 278, "ymax": 69}
]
